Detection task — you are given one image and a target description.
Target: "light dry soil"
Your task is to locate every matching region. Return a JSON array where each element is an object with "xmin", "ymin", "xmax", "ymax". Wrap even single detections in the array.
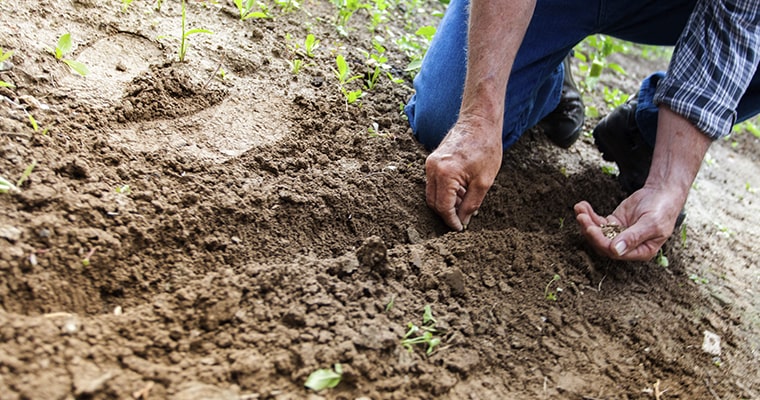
[{"xmin": 0, "ymin": 1, "xmax": 758, "ymax": 399}]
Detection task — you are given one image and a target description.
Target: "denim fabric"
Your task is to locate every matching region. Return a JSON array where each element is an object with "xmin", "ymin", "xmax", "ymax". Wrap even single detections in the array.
[{"xmin": 405, "ymin": 0, "xmax": 760, "ymax": 151}]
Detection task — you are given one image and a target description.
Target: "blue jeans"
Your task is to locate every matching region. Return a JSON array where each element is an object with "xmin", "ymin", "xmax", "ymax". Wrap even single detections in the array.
[{"xmin": 405, "ymin": 0, "xmax": 760, "ymax": 150}]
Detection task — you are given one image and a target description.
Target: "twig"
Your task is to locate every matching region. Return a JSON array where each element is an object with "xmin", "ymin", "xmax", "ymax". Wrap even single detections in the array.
[
  {"xmin": 202, "ymin": 54, "xmax": 226, "ymax": 90},
  {"xmin": 133, "ymin": 381, "xmax": 154, "ymax": 399}
]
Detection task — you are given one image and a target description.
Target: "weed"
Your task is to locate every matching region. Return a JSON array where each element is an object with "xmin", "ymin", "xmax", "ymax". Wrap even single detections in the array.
[
  {"xmin": 48, "ymin": 33, "xmax": 89, "ymax": 76},
  {"xmin": 178, "ymin": 0, "xmax": 213, "ymax": 62},
  {"xmin": 304, "ymin": 363, "xmax": 342, "ymax": 391},
  {"xmin": 544, "ymin": 274, "xmax": 561, "ymax": 301},
  {"xmin": 401, "ymin": 305, "xmax": 441, "ymax": 355}
]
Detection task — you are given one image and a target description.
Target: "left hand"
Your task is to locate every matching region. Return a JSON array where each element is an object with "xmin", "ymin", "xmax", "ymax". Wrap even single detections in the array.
[{"xmin": 574, "ymin": 186, "xmax": 685, "ymax": 261}]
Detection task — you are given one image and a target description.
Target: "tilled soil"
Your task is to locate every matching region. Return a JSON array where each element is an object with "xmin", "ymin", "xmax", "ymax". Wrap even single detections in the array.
[{"xmin": 0, "ymin": 1, "xmax": 758, "ymax": 399}]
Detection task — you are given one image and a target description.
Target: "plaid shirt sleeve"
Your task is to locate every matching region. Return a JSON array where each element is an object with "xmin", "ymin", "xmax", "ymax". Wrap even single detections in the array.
[{"xmin": 653, "ymin": 0, "xmax": 760, "ymax": 140}]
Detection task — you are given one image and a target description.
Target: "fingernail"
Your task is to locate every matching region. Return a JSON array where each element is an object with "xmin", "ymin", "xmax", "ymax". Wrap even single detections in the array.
[{"xmin": 614, "ymin": 241, "xmax": 627, "ymax": 256}]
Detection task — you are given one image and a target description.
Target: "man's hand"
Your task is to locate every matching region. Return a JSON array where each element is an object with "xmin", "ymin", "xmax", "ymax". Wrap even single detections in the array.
[
  {"xmin": 576, "ymin": 106, "xmax": 712, "ymax": 261},
  {"xmin": 425, "ymin": 116, "xmax": 503, "ymax": 231},
  {"xmin": 574, "ymin": 186, "xmax": 685, "ymax": 260}
]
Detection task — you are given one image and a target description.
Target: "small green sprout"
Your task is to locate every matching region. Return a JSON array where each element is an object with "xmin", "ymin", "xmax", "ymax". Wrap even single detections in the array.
[
  {"xmin": 273, "ymin": 0, "xmax": 300, "ymax": 12},
  {"xmin": 304, "ymin": 363, "xmax": 342, "ymax": 391},
  {"xmin": 544, "ymin": 274, "xmax": 561, "ymax": 301},
  {"xmin": 115, "ymin": 185, "xmax": 131, "ymax": 194},
  {"xmin": 680, "ymin": 224, "xmax": 688, "ymax": 248},
  {"xmin": 401, "ymin": 305, "xmax": 442, "ymax": 355},
  {"xmin": 385, "ymin": 294, "xmax": 395, "ymax": 312},
  {"xmin": 82, "ymin": 247, "xmax": 96, "ymax": 267},
  {"xmin": 333, "ymin": 54, "xmax": 363, "ymax": 107},
  {"xmin": 28, "ymin": 114, "xmax": 49, "ymax": 135},
  {"xmin": 0, "ymin": 80, "xmax": 13, "ymax": 88},
  {"xmin": 655, "ymin": 249, "xmax": 669, "ymax": 267},
  {"xmin": 16, "ymin": 161, "xmax": 36, "ymax": 188},
  {"xmin": 49, "ymin": 33, "xmax": 89, "ymax": 76},
  {"xmin": 121, "ymin": 0, "xmax": 134, "ymax": 11},
  {"xmin": 0, "ymin": 176, "xmax": 19, "ymax": 194},
  {"xmin": 601, "ymin": 164, "xmax": 618, "ymax": 176},
  {"xmin": 178, "ymin": 0, "xmax": 213, "ymax": 62},
  {"xmin": 689, "ymin": 273, "xmax": 708, "ymax": 285},
  {"xmin": 288, "ymin": 59, "xmax": 303, "ymax": 74},
  {"xmin": 558, "ymin": 217, "xmax": 565, "ymax": 229},
  {"xmin": 303, "ymin": 34, "xmax": 320, "ymax": 58},
  {"xmin": 233, "ymin": 0, "xmax": 271, "ymax": 20}
]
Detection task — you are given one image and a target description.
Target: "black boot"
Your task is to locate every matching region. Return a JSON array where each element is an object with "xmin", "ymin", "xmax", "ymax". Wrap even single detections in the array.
[{"xmin": 538, "ymin": 56, "xmax": 585, "ymax": 148}]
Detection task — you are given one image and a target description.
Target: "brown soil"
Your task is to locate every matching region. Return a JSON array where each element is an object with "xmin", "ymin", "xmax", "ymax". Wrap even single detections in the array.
[{"xmin": 1, "ymin": 1, "xmax": 758, "ymax": 399}]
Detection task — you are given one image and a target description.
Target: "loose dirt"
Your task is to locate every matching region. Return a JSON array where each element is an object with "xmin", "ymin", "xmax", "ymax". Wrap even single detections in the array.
[{"xmin": 1, "ymin": 1, "xmax": 758, "ymax": 399}]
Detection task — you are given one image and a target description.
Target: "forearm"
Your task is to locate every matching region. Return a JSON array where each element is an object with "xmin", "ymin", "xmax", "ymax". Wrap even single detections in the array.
[
  {"xmin": 646, "ymin": 106, "xmax": 712, "ymax": 206},
  {"xmin": 460, "ymin": 0, "xmax": 536, "ymax": 127}
]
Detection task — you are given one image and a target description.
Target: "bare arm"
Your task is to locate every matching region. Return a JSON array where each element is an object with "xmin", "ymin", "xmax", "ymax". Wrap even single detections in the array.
[
  {"xmin": 425, "ymin": 0, "xmax": 537, "ymax": 230},
  {"xmin": 575, "ymin": 106, "xmax": 712, "ymax": 260}
]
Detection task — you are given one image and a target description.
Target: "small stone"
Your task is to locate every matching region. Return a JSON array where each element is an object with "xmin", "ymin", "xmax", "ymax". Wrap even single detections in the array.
[
  {"xmin": 0, "ymin": 225, "xmax": 22, "ymax": 242},
  {"xmin": 702, "ymin": 330, "xmax": 721, "ymax": 356}
]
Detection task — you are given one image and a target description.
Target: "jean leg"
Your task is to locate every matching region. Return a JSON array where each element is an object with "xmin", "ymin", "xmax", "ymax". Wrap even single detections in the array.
[{"xmin": 405, "ymin": 0, "xmax": 597, "ymax": 151}]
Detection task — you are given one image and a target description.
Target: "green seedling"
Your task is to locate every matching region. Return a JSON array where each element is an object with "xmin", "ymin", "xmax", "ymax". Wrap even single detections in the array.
[
  {"xmin": 81, "ymin": 247, "xmax": 96, "ymax": 267},
  {"xmin": 361, "ymin": 40, "xmax": 389, "ymax": 90},
  {"xmin": 178, "ymin": 0, "xmax": 213, "ymax": 62},
  {"xmin": 233, "ymin": 0, "xmax": 271, "ymax": 19},
  {"xmin": 680, "ymin": 224, "xmax": 688, "ymax": 248},
  {"xmin": 0, "ymin": 176, "xmax": 19, "ymax": 194},
  {"xmin": 16, "ymin": 161, "xmax": 36, "ymax": 189},
  {"xmin": 304, "ymin": 363, "xmax": 342, "ymax": 391},
  {"xmin": 48, "ymin": 33, "xmax": 89, "ymax": 76},
  {"xmin": 156, "ymin": 0, "xmax": 164, "ymax": 11},
  {"xmin": 601, "ymin": 164, "xmax": 618, "ymax": 176},
  {"xmin": 0, "ymin": 47, "xmax": 13, "ymax": 80},
  {"xmin": 574, "ymin": 35, "xmax": 627, "ymax": 90},
  {"xmin": 558, "ymin": 217, "xmax": 565, "ymax": 229},
  {"xmin": 333, "ymin": 54, "xmax": 364, "ymax": 107},
  {"xmin": 544, "ymin": 274, "xmax": 561, "ymax": 301},
  {"xmin": 655, "ymin": 249, "xmax": 669, "ymax": 267},
  {"xmin": 689, "ymin": 273, "xmax": 708, "ymax": 285},
  {"xmin": 115, "ymin": 185, "xmax": 131, "ymax": 194},
  {"xmin": 28, "ymin": 114, "xmax": 49, "ymax": 135},
  {"xmin": 303, "ymin": 34, "xmax": 320, "ymax": 58},
  {"xmin": 397, "ymin": 25, "xmax": 436, "ymax": 76},
  {"xmin": 273, "ymin": 0, "xmax": 300, "ymax": 13},
  {"xmin": 332, "ymin": 0, "xmax": 368, "ymax": 36},
  {"xmin": 385, "ymin": 294, "xmax": 395, "ymax": 312},
  {"xmin": 401, "ymin": 305, "xmax": 442, "ymax": 355},
  {"xmin": 122, "ymin": 0, "xmax": 134, "ymax": 11},
  {"xmin": 288, "ymin": 58, "xmax": 303, "ymax": 74},
  {"xmin": 603, "ymin": 86, "xmax": 630, "ymax": 109}
]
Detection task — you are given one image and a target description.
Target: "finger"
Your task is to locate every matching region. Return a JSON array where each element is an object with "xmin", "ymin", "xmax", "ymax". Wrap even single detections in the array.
[
  {"xmin": 610, "ymin": 220, "xmax": 665, "ymax": 261},
  {"xmin": 457, "ymin": 182, "xmax": 488, "ymax": 228},
  {"xmin": 429, "ymin": 178, "xmax": 464, "ymax": 231},
  {"xmin": 573, "ymin": 201, "xmax": 609, "ymax": 226}
]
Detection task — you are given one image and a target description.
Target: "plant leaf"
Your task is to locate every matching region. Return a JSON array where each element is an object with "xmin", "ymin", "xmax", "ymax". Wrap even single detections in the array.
[
  {"xmin": 0, "ymin": 80, "xmax": 14, "ymax": 88},
  {"xmin": 57, "ymin": 33, "xmax": 73, "ymax": 58},
  {"xmin": 0, "ymin": 49, "xmax": 13, "ymax": 63},
  {"xmin": 63, "ymin": 59, "xmax": 89, "ymax": 76},
  {"xmin": 304, "ymin": 366, "xmax": 342, "ymax": 391},
  {"xmin": 184, "ymin": 28, "xmax": 213, "ymax": 37}
]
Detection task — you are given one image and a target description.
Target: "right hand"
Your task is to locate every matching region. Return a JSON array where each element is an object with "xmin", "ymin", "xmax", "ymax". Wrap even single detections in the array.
[{"xmin": 425, "ymin": 115, "xmax": 504, "ymax": 231}]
